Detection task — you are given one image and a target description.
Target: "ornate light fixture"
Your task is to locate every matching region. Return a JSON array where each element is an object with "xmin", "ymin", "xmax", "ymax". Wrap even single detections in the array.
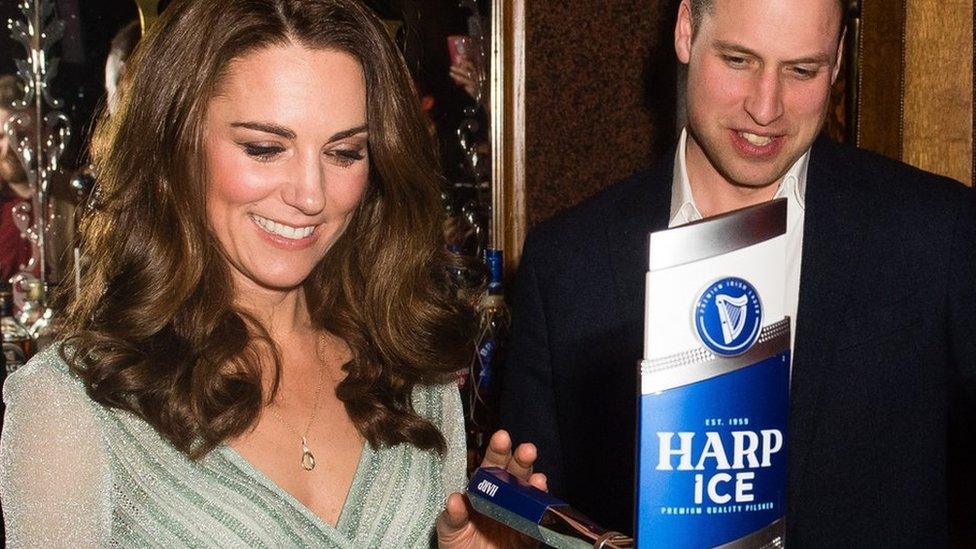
[{"xmin": 4, "ymin": 0, "xmax": 70, "ymax": 340}]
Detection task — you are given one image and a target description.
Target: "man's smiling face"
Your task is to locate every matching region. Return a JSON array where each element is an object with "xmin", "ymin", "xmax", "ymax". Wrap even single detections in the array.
[{"xmin": 677, "ymin": 0, "xmax": 844, "ymax": 190}]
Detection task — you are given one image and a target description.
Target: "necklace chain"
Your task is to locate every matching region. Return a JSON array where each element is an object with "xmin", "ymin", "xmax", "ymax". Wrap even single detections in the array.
[{"xmin": 267, "ymin": 334, "xmax": 329, "ymax": 471}]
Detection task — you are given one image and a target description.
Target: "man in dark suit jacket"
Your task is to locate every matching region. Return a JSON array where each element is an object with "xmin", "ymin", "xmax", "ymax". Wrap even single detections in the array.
[{"xmin": 499, "ymin": 0, "xmax": 975, "ymax": 545}]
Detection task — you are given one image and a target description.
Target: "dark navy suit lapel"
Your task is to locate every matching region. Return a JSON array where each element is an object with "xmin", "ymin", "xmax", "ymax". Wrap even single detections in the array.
[
  {"xmin": 788, "ymin": 138, "xmax": 871, "ymax": 513},
  {"xmin": 605, "ymin": 155, "xmax": 674, "ymax": 335}
]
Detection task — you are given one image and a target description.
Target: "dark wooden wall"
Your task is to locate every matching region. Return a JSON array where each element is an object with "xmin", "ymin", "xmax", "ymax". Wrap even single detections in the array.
[
  {"xmin": 854, "ymin": 0, "xmax": 905, "ymax": 161},
  {"xmin": 523, "ymin": 1, "xmax": 680, "ymax": 227},
  {"xmin": 854, "ymin": 0, "xmax": 973, "ymax": 186}
]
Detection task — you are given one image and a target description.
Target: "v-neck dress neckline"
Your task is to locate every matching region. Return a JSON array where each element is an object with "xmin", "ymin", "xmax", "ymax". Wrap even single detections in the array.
[{"xmin": 217, "ymin": 440, "xmax": 375, "ymax": 543}]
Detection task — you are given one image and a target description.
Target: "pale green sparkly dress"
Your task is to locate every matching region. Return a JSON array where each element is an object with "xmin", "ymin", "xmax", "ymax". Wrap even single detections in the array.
[{"xmin": 0, "ymin": 346, "xmax": 467, "ymax": 548}]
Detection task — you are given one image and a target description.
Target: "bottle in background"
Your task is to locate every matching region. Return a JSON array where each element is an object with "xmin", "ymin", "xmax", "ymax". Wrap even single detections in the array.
[
  {"xmin": 17, "ymin": 279, "xmax": 54, "ymax": 351},
  {"xmin": 17, "ymin": 279, "xmax": 44, "ymax": 328},
  {"xmin": 2, "ymin": 290, "xmax": 33, "ymax": 373},
  {"xmin": 466, "ymin": 249, "xmax": 510, "ymax": 472}
]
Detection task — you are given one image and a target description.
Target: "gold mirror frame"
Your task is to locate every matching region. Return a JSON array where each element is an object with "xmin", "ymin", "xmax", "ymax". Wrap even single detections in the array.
[{"xmin": 490, "ymin": 0, "xmax": 526, "ymax": 272}]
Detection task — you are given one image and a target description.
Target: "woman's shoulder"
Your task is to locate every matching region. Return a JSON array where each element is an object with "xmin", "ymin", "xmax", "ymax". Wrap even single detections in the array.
[
  {"xmin": 410, "ymin": 379, "xmax": 462, "ymax": 425},
  {"xmin": 5, "ymin": 343, "xmax": 83, "ymax": 392},
  {"xmin": 410, "ymin": 379, "xmax": 467, "ymax": 495},
  {"xmin": 409, "ymin": 379, "xmax": 465, "ymax": 458},
  {"xmin": 3, "ymin": 343, "xmax": 100, "ymax": 421}
]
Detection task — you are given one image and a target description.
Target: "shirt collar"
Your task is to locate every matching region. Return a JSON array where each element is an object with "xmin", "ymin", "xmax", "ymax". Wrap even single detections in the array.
[
  {"xmin": 670, "ymin": 127, "xmax": 809, "ymax": 225},
  {"xmin": 669, "ymin": 128, "xmax": 699, "ymax": 225}
]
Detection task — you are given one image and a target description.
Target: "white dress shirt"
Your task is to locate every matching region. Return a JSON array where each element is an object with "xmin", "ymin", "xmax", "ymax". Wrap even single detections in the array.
[{"xmin": 668, "ymin": 128, "xmax": 807, "ymax": 350}]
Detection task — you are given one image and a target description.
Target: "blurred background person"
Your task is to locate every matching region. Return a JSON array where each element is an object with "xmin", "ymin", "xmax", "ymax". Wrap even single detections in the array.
[{"xmin": 0, "ymin": 75, "xmax": 33, "ymax": 283}]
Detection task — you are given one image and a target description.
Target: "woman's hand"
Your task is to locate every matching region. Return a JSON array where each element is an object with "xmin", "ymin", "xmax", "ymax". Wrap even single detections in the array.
[{"xmin": 436, "ymin": 430, "xmax": 547, "ymax": 548}]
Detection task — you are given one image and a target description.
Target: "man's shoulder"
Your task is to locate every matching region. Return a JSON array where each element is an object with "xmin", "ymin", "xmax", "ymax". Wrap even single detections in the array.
[
  {"xmin": 524, "ymin": 164, "xmax": 669, "ymax": 253},
  {"xmin": 812, "ymin": 137, "xmax": 970, "ymax": 204}
]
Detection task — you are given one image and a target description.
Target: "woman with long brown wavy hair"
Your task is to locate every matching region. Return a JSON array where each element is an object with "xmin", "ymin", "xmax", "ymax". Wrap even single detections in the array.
[{"xmin": 0, "ymin": 1, "xmax": 544, "ymax": 546}]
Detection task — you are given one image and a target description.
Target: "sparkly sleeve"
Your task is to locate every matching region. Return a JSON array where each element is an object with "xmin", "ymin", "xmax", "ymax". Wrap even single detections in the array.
[
  {"xmin": 439, "ymin": 383, "xmax": 467, "ymax": 497},
  {"xmin": 0, "ymin": 352, "xmax": 113, "ymax": 548}
]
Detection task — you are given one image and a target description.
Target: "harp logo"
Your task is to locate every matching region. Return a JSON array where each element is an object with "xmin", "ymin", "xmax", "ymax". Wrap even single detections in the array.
[{"xmin": 694, "ymin": 277, "xmax": 763, "ymax": 357}]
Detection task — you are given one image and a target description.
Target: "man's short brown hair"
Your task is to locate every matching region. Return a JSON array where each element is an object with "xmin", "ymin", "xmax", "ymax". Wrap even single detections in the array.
[{"xmin": 689, "ymin": 0, "xmax": 848, "ymax": 39}]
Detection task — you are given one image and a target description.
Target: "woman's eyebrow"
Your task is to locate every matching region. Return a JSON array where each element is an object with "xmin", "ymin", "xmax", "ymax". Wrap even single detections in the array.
[
  {"xmin": 327, "ymin": 124, "xmax": 368, "ymax": 143},
  {"xmin": 230, "ymin": 122, "xmax": 368, "ymax": 143},
  {"xmin": 231, "ymin": 121, "xmax": 295, "ymax": 139}
]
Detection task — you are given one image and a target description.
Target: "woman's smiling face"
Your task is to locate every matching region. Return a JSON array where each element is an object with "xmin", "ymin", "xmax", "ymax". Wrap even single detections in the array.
[{"xmin": 203, "ymin": 43, "xmax": 369, "ymax": 293}]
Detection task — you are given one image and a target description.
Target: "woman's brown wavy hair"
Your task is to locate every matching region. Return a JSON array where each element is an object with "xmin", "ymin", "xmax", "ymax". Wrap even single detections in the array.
[{"xmin": 60, "ymin": 0, "xmax": 477, "ymax": 458}]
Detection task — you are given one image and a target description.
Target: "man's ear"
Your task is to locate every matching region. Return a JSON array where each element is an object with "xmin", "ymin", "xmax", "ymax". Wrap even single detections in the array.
[
  {"xmin": 675, "ymin": 0, "xmax": 694, "ymax": 64},
  {"xmin": 830, "ymin": 27, "xmax": 846, "ymax": 84}
]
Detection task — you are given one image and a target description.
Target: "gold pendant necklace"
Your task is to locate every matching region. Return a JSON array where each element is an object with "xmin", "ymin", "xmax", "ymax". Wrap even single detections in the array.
[
  {"xmin": 268, "ymin": 335, "xmax": 329, "ymax": 472},
  {"xmin": 300, "ymin": 436, "xmax": 316, "ymax": 471}
]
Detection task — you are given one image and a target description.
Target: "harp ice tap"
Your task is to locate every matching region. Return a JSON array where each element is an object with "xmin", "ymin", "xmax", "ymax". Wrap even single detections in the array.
[{"xmin": 637, "ymin": 198, "xmax": 791, "ymax": 548}]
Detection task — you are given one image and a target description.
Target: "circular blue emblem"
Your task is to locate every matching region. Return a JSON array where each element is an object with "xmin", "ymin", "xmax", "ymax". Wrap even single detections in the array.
[{"xmin": 694, "ymin": 277, "xmax": 763, "ymax": 357}]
